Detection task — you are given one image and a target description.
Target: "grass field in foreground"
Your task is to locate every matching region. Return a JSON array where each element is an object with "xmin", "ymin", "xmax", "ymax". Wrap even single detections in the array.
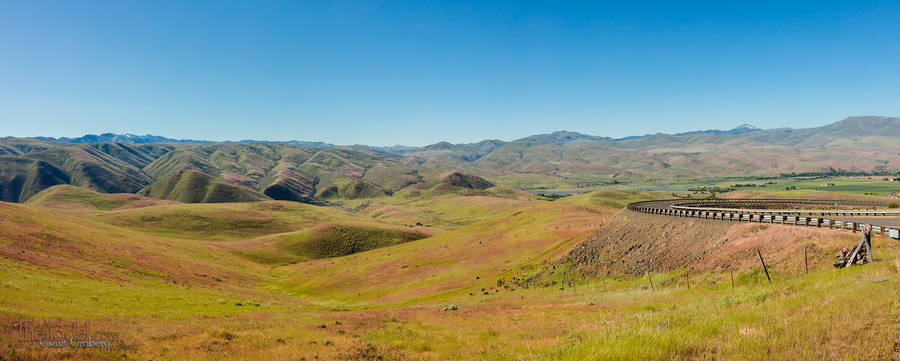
[
  {"xmin": 4, "ymin": 239, "xmax": 896, "ymax": 360},
  {"xmin": 1, "ymin": 189, "xmax": 898, "ymax": 360}
]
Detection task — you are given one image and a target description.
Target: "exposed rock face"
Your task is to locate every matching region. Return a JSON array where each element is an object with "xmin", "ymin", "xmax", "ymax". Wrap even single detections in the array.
[{"xmin": 440, "ymin": 172, "xmax": 493, "ymax": 190}]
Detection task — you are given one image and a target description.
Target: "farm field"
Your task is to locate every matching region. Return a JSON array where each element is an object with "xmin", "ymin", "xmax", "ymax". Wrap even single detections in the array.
[{"xmin": 648, "ymin": 176, "xmax": 900, "ymax": 199}]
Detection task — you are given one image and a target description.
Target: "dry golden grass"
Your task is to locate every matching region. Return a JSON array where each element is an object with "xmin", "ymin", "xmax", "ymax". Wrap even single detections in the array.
[{"xmin": 1, "ymin": 188, "xmax": 898, "ymax": 360}]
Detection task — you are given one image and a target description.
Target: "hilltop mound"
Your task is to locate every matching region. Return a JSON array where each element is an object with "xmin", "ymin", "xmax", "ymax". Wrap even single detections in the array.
[
  {"xmin": 262, "ymin": 168, "xmax": 319, "ymax": 203},
  {"xmin": 318, "ymin": 179, "xmax": 388, "ymax": 200},
  {"xmin": 439, "ymin": 172, "xmax": 493, "ymax": 190},
  {"xmin": 139, "ymin": 170, "xmax": 270, "ymax": 203},
  {"xmin": 514, "ymin": 130, "xmax": 610, "ymax": 145},
  {"xmin": 25, "ymin": 184, "xmax": 177, "ymax": 210},
  {"xmin": 280, "ymin": 224, "xmax": 429, "ymax": 260}
]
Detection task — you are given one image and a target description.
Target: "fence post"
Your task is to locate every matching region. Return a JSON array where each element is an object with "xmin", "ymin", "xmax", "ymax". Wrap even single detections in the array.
[
  {"xmin": 803, "ymin": 247, "xmax": 808, "ymax": 274},
  {"xmin": 757, "ymin": 249, "xmax": 771, "ymax": 283}
]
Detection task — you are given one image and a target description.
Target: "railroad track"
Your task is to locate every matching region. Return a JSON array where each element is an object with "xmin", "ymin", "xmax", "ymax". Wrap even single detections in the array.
[{"xmin": 627, "ymin": 198, "xmax": 900, "ymax": 239}]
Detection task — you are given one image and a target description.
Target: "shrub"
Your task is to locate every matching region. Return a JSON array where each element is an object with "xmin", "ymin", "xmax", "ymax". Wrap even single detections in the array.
[{"xmin": 888, "ymin": 202, "xmax": 899, "ymax": 209}]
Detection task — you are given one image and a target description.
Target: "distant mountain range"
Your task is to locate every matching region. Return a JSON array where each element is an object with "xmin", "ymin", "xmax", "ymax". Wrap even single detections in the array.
[
  {"xmin": 31, "ymin": 133, "xmax": 333, "ymax": 148},
  {"xmin": 390, "ymin": 116, "xmax": 900, "ymax": 187},
  {"xmin": 32, "ymin": 133, "xmax": 208, "ymax": 144},
  {"xmin": 1, "ymin": 116, "xmax": 898, "ymax": 204},
  {"xmin": 31, "ymin": 123, "xmax": 769, "ymax": 147}
]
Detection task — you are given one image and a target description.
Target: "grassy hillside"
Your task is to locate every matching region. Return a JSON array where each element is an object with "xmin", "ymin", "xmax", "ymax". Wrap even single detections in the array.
[
  {"xmin": 1, "ymin": 188, "xmax": 899, "ymax": 360},
  {"xmin": 0, "ymin": 202, "xmax": 265, "ymax": 297},
  {"xmin": 272, "ymin": 201, "xmax": 604, "ymax": 305},
  {"xmin": 281, "ymin": 224, "xmax": 430, "ymax": 259},
  {"xmin": 25, "ymin": 184, "xmax": 178, "ymax": 210},
  {"xmin": 219, "ymin": 223, "xmax": 431, "ymax": 266},
  {"xmin": 339, "ymin": 185, "xmax": 539, "ymax": 231},
  {"xmin": 99, "ymin": 200, "xmax": 372, "ymax": 241},
  {"xmin": 0, "ymin": 139, "xmax": 437, "ymax": 205},
  {"xmin": 138, "ymin": 170, "xmax": 270, "ymax": 203},
  {"xmin": 4, "ymin": 116, "xmax": 900, "ymax": 204},
  {"xmin": 0, "ymin": 157, "xmax": 69, "ymax": 202}
]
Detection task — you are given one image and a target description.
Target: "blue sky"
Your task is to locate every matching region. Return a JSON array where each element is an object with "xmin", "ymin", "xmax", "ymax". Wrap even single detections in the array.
[{"xmin": 1, "ymin": 1, "xmax": 899, "ymax": 146}]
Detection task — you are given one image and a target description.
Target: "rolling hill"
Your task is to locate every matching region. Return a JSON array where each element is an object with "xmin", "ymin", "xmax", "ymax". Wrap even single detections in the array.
[
  {"xmin": 1, "ymin": 182, "xmax": 897, "ymax": 360},
  {"xmin": 25, "ymin": 184, "xmax": 178, "ymax": 210},
  {"xmin": 0, "ymin": 139, "xmax": 435, "ymax": 204},
  {"xmin": 2, "ymin": 116, "xmax": 899, "ymax": 203}
]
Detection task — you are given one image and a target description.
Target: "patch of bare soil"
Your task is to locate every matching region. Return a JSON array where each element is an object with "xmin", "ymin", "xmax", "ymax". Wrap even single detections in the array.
[{"xmin": 564, "ymin": 210, "xmax": 863, "ymax": 275}]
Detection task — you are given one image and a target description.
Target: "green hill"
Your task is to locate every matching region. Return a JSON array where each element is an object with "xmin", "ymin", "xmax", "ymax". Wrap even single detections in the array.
[
  {"xmin": 25, "ymin": 184, "xmax": 175, "ymax": 210},
  {"xmin": 3, "ymin": 116, "xmax": 900, "ymax": 201},
  {"xmin": 138, "ymin": 170, "xmax": 269, "ymax": 203},
  {"xmin": 0, "ymin": 157, "xmax": 69, "ymax": 202},
  {"xmin": 438, "ymin": 171, "xmax": 494, "ymax": 190},
  {"xmin": 280, "ymin": 224, "xmax": 429, "ymax": 260},
  {"xmin": 0, "ymin": 139, "xmax": 432, "ymax": 204}
]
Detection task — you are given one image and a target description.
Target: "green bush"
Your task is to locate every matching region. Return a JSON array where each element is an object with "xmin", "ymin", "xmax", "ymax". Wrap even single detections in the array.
[{"xmin": 888, "ymin": 202, "xmax": 899, "ymax": 209}]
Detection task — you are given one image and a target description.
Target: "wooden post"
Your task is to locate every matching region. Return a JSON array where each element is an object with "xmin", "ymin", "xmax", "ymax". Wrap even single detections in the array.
[
  {"xmin": 844, "ymin": 233, "xmax": 867, "ymax": 268},
  {"xmin": 647, "ymin": 272, "xmax": 654, "ymax": 291},
  {"xmin": 730, "ymin": 268, "xmax": 734, "ymax": 289},
  {"xmin": 803, "ymin": 247, "xmax": 808, "ymax": 274},
  {"xmin": 686, "ymin": 272, "xmax": 690, "ymax": 290},
  {"xmin": 757, "ymin": 249, "xmax": 771, "ymax": 283},
  {"xmin": 864, "ymin": 225, "xmax": 874, "ymax": 263}
]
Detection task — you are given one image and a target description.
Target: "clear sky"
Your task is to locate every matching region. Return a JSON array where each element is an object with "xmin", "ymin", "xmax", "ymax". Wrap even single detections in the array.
[{"xmin": 2, "ymin": 1, "xmax": 899, "ymax": 146}]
